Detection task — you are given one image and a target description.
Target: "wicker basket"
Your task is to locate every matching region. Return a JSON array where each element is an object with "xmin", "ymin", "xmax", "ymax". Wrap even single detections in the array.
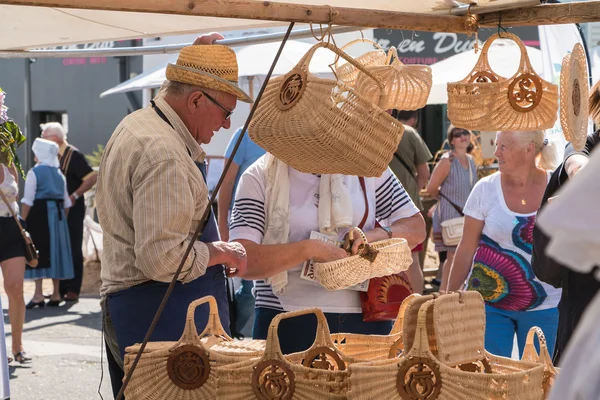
[
  {"xmin": 335, "ymin": 38, "xmax": 388, "ymax": 88},
  {"xmin": 447, "ymin": 32, "xmax": 558, "ymax": 131},
  {"xmin": 123, "ymin": 296, "xmax": 264, "ymax": 400},
  {"xmin": 347, "ymin": 292, "xmax": 545, "ymax": 400},
  {"xmin": 354, "ymin": 46, "xmax": 432, "ymax": 111},
  {"xmin": 560, "ymin": 43, "xmax": 589, "ymax": 151},
  {"xmin": 314, "ymin": 227, "xmax": 412, "ymax": 291},
  {"xmin": 331, "ymin": 293, "xmax": 422, "ymax": 361},
  {"xmin": 217, "ymin": 308, "xmax": 353, "ymax": 399},
  {"xmin": 248, "ymin": 41, "xmax": 405, "ymax": 177},
  {"xmin": 521, "ymin": 327, "xmax": 559, "ymax": 399}
]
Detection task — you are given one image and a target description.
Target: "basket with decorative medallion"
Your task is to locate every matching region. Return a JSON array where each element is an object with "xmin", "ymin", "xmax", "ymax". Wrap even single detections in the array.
[
  {"xmin": 123, "ymin": 296, "xmax": 264, "ymax": 400},
  {"xmin": 248, "ymin": 41, "xmax": 404, "ymax": 177},
  {"xmin": 347, "ymin": 292, "xmax": 545, "ymax": 399},
  {"xmin": 560, "ymin": 43, "xmax": 589, "ymax": 151},
  {"xmin": 217, "ymin": 308, "xmax": 355, "ymax": 399},
  {"xmin": 447, "ymin": 32, "xmax": 558, "ymax": 132}
]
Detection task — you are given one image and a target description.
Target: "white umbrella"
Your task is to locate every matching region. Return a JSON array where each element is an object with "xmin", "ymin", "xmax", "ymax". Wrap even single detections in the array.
[
  {"xmin": 427, "ymin": 39, "xmax": 544, "ymax": 105},
  {"xmin": 100, "ymin": 40, "xmax": 338, "ymax": 98}
]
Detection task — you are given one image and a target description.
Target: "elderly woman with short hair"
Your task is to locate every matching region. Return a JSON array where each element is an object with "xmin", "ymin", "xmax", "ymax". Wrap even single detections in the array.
[{"xmin": 444, "ymin": 130, "xmax": 561, "ymax": 358}]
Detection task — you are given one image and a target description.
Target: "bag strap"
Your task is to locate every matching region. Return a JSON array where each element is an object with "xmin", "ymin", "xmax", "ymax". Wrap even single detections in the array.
[
  {"xmin": 438, "ymin": 192, "xmax": 464, "ymax": 217},
  {"xmin": 357, "ymin": 177, "xmax": 369, "ymax": 229},
  {"xmin": 394, "ymin": 153, "xmax": 418, "ymax": 185},
  {"xmin": 0, "ymin": 189, "xmax": 28, "ymax": 240}
]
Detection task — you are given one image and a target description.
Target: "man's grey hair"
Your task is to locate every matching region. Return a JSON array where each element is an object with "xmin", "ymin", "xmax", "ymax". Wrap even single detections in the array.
[
  {"xmin": 160, "ymin": 80, "xmax": 226, "ymax": 102},
  {"xmin": 40, "ymin": 122, "xmax": 67, "ymax": 141}
]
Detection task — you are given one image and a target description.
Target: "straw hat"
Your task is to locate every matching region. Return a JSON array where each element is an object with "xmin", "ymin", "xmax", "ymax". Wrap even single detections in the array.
[
  {"xmin": 166, "ymin": 45, "xmax": 252, "ymax": 103},
  {"xmin": 560, "ymin": 43, "xmax": 589, "ymax": 151}
]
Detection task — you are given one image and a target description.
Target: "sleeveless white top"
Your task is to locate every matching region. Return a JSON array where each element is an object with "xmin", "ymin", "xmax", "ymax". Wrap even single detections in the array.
[{"xmin": 0, "ymin": 164, "xmax": 18, "ymax": 216}]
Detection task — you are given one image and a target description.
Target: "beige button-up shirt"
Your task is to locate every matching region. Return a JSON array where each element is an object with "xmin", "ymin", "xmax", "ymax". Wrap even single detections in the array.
[{"xmin": 96, "ymin": 96, "xmax": 211, "ymax": 296}]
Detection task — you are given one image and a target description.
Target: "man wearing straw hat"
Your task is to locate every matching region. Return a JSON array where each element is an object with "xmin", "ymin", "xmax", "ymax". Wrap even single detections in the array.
[{"xmin": 95, "ymin": 33, "xmax": 251, "ymax": 397}]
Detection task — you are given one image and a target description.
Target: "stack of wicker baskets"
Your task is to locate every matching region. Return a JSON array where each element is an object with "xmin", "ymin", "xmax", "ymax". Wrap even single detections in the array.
[{"xmin": 123, "ymin": 292, "xmax": 559, "ymax": 400}]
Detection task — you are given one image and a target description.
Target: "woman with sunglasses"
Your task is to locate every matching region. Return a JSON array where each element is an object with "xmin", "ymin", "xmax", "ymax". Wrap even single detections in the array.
[{"xmin": 427, "ymin": 125, "xmax": 478, "ymax": 288}]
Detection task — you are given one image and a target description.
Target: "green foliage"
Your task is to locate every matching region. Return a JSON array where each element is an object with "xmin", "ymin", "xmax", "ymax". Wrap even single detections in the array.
[
  {"xmin": 0, "ymin": 120, "xmax": 27, "ymax": 178},
  {"xmin": 85, "ymin": 144, "xmax": 105, "ymax": 168}
]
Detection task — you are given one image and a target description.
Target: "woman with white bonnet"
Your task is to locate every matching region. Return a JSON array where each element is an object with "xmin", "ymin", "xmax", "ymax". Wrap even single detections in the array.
[
  {"xmin": 444, "ymin": 130, "xmax": 561, "ymax": 358},
  {"xmin": 20, "ymin": 138, "xmax": 73, "ymax": 308}
]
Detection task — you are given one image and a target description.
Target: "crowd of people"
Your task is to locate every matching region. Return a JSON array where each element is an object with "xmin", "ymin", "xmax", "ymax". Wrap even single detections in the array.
[
  {"xmin": 2, "ymin": 31, "xmax": 598, "ymax": 400},
  {"xmin": 0, "ymin": 120, "xmax": 96, "ymax": 365}
]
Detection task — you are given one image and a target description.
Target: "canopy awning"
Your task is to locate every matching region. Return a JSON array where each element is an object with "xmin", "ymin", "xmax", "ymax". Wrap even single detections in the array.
[
  {"xmin": 99, "ymin": 40, "xmax": 340, "ymax": 98},
  {"xmin": 0, "ymin": 0, "xmax": 537, "ymax": 50}
]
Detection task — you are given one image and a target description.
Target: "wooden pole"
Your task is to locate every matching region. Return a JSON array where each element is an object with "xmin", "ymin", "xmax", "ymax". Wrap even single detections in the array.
[
  {"xmin": 479, "ymin": 2, "xmax": 600, "ymax": 27},
  {"xmin": 0, "ymin": 0, "xmax": 473, "ymax": 33}
]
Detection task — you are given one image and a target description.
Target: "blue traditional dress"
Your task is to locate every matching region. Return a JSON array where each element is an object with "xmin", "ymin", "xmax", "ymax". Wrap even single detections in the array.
[{"xmin": 24, "ymin": 164, "xmax": 74, "ymax": 280}]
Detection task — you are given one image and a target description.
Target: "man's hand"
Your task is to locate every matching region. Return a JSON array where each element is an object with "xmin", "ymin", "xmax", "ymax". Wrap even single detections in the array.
[
  {"xmin": 193, "ymin": 32, "xmax": 224, "ymax": 45},
  {"xmin": 307, "ymin": 240, "xmax": 348, "ymax": 263},
  {"xmin": 206, "ymin": 241, "xmax": 247, "ymax": 277}
]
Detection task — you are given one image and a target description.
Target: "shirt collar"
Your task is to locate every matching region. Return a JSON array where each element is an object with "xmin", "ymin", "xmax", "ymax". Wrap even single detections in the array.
[
  {"xmin": 152, "ymin": 95, "xmax": 206, "ymax": 162},
  {"xmin": 59, "ymin": 141, "xmax": 68, "ymax": 157}
]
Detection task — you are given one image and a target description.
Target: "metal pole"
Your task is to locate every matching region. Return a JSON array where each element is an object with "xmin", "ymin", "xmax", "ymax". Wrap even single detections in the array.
[
  {"xmin": 23, "ymin": 58, "xmax": 34, "ymax": 172},
  {"xmin": 0, "ymin": 25, "xmax": 359, "ymax": 59}
]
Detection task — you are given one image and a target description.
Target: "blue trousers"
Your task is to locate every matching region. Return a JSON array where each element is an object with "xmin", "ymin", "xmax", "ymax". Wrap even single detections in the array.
[
  {"xmin": 234, "ymin": 279, "xmax": 255, "ymax": 338},
  {"xmin": 107, "ymin": 266, "xmax": 230, "ymax": 359},
  {"xmin": 253, "ymin": 307, "xmax": 392, "ymax": 354},
  {"xmin": 484, "ymin": 304, "xmax": 558, "ymax": 359}
]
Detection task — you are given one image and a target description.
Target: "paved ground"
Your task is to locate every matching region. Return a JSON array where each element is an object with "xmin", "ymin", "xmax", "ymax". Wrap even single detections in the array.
[{"xmin": 3, "ymin": 289, "xmax": 113, "ymax": 400}]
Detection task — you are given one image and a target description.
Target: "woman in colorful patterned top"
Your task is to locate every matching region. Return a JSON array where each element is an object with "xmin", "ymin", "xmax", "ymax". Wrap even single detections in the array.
[{"xmin": 444, "ymin": 130, "xmax": 561, "ymax": 358}]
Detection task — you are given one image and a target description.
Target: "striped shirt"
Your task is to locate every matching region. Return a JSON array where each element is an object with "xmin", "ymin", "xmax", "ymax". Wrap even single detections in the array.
[
  {"xmin": 96, "ymin": 96, "xmax": 211, "ymax": 296},
  {"xmin": 229, "ymin": 161, "xmax": 419, "ymax": 312}
]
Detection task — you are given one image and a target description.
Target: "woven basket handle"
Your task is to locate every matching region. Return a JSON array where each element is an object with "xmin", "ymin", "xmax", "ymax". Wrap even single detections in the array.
[
  {"xmin": 390, "ymin": 293, "xmax": 421, "ymax": 335},
  {"xmin": 407, "ymin": 298, "xmax": 437, "ymax": 357},
  {"xmin": 522, "ymin": 326, "xmax": 556, "ymax": 371},
  {"xmin": 345, "ymin": 226, "xmax": 374, "ymax": 256},
  {"xmin": 480, "ymin": 32, "xmax": 536, "ymax": 75},
  {"xmin": 175, "ymin": 296, "xmax": 232, "ymax": 348},
  {"xmin": 263, "ymin": 308, "xmax": 337, "ymax": 360},
  {"xmin": 334, "ymin": 38, "xmax": 385, "ymax": 70},
  {"xmin": 385, "ymin": 46, "xmax": 405, "ymax": 68},
  {"xmin": 298, "ymin": 42, "xmax": 385, "ymax": 105}
]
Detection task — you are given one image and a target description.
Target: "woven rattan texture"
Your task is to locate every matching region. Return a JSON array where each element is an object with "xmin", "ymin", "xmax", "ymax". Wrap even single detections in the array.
[
  {"xmin": 217, "ymin": 308, "xmax": 351, "ymax": 399},
  {"xmin": 560, "ymin": 43, "xmax": 589, "ymax": 152},
  {"xmin": 249, "ymin": 42, "xmax": 404, "ymax": 177},
  {"xmin": 354, "ymin": 47, "xmax": 432, "ymax": 111},
  {"xmin": 447, "ymin": 33, "xmax": 558, "ymax": 131},
  {"xmin": 432, "ymin": 292, "xmax": 486, "ymax": 367}
]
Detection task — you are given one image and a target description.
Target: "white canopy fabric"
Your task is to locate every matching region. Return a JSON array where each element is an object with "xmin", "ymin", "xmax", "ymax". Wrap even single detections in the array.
[
  {"xmin": 427, "ymin": 39, "xmax": 544, "ymax": 104},
  {"xmin": 100, "ymin": 40, "xmax": 340, "ymax": 98},
  {"xmin": 0, "ymin": 0, "xmax": 450, "ymax": 50}
]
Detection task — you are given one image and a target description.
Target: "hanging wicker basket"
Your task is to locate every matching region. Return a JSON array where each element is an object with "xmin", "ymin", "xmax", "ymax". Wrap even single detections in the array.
[
  {"xmin": 447, "ymin": 32, "xmax": 558, "ymax": 131},
  {"xmin": 560, "ymin": 43, "xmax": 589, "ymax": 151},
  {"xmin": 248, "ymin": 41, "xmax": 405, "ymax": 177},
  {"xmin": 335, "ymin": 38, "xmax": 389, "ymax": 88},
  {"xmin": 354, "ymin": 46, "xmax": 432, "ymax": 111},
  {"xmin": 314, "ymin": 227, "xmax": 412, "ymax": 291}
]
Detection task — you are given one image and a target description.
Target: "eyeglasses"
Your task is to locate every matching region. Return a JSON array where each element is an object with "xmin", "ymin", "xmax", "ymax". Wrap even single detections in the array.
[
  {"xmin": 451, "ymin": 129, "xmax": 470, "ymax": 138},
  {"xmin": 200, "ymin": 90, "xmax": 233, "ymax": 120}
]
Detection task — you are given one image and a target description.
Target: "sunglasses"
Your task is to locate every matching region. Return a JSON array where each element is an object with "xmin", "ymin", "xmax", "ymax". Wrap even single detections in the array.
[
  {"xmin": 451, "ymin": 129, "xmax": 470, "ymax": 138},
  {"xmin": 200, "ymin": 90, "xmax": 233, "ymax": 120}
]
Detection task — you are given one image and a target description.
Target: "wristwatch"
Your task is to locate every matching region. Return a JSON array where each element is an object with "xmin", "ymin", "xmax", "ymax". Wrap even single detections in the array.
[
  {"xmin": 380, "ymin": 225, "xmax": 393, "ymax": 239},
  {"xmin": 72, "ymin": 193, "xmax": 80, "ymax": 200}
]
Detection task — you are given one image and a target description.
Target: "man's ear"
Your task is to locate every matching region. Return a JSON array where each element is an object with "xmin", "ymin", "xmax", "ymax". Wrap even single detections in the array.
[{"xmin": 187, "ymin": 91, "xmax": 204, "ymax": 114}]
